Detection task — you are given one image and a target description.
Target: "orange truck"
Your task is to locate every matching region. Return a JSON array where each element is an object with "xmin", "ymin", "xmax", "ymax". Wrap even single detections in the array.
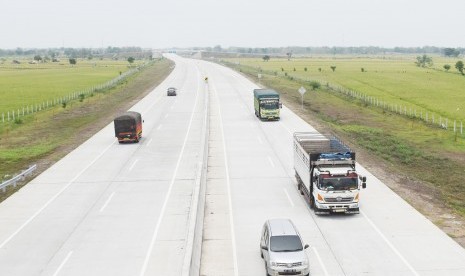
[{"xmin": 114, "ymin": 111, "xmax": 142, "ymax": 143}]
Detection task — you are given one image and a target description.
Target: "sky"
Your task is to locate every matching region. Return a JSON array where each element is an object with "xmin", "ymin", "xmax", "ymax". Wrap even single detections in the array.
[{"xmin": 1, "ymin": 0, "xmax": 464, "ymax": 49}]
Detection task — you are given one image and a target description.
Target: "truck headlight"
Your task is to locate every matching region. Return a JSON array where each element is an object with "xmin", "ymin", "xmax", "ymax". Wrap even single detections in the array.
[{"xmin": 317, "ymin": 193, "xmax": 324, "ymax": 202}]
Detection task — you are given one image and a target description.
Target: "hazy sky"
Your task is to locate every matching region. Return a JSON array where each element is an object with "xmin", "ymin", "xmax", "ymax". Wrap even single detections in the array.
[{"xmin": 1, "ymin": 0, "xmax": 464, "ymax": 49}]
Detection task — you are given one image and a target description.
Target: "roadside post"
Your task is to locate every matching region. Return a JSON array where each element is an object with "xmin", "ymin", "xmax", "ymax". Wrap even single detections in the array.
[{"xmin": 298, "ymin": 86, "xmax": 307, "ymax": 110}]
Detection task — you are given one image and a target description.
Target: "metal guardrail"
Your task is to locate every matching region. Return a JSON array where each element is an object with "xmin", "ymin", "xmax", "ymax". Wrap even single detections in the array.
[{"xmin": 0, "ymin": 165, "xmax": 37, "ymax": 192}]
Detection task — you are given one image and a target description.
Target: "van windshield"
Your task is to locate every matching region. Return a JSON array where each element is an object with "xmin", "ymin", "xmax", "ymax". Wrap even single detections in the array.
[{"xmin": 270, "ymin": 235, "xmax": 303, "ymax": 252}]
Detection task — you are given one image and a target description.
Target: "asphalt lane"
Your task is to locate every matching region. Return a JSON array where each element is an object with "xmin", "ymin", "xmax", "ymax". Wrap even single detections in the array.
[
  {"xmin": 0, "ymin": 55, "xmax": 207, "ymax": 276},
  {"xmin": 199, "ymin": 59, "xmax": 465, "ymax": 276}
]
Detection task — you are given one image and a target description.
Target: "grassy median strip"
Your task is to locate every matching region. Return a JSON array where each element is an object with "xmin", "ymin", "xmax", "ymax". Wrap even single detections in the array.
[
  {"xmin": 222, "ymin": 58, "xmax": 465, "ymax": 219},
  {"xmin": 0, "ymin": 58, "xmax": 173, "ymax": 201}
]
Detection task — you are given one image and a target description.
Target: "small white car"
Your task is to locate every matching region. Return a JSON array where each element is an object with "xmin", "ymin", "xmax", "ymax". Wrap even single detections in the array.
[{"xmin": 260, "ymin": 219, "xmax": 310, "ymax": 276}]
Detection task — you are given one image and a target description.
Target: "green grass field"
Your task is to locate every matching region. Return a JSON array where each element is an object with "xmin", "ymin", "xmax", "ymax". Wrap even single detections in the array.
[
  {"xmin": 231, "ymin": 56, "xmax": 465, "ymax": 121},
  {"xmin": 221, "ymin": 56, "xmax": 465, "ymax": 219},
  {"xmin": 0, "ymin": 59, "xmax": 172, "ymax": 199},
  {"xmin": 0, "ymin": 58, "xmax": 143, "ymax": 113}
]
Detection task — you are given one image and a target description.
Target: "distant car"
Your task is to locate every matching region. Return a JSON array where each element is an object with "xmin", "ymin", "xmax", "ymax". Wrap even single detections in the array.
[
  {"xmin": 167, "ymin": 87, "xmax": 177, "ymax": 96},
  {"xmin": 260, "ymin": 219, "xmax": 310, "ymax": 276}
]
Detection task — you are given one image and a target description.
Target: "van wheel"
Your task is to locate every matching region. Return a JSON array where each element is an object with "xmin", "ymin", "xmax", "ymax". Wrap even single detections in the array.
[
  {"xmin": 265, "ymin": 263, "xmax": 270, "ymax": 276},
  {"xmin": 261, "ymin": 251, "xmax": 263, "ymax": 258},
  {"xmin": 310, "ymin": 195, "xmax": 315, "ymax": 209},
  {"xmin": 298, "ymin": 183, "xmax": 304, "ymax": 195}
]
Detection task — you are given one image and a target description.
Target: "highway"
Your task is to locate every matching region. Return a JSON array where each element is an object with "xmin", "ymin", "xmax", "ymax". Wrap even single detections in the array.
[
  {"xmin": 0, "ymin": 54, "xmax": 465, "ymax": 276},
  {"xmin": 198, "ymin": 59, "xmax": 465, "ymax": 276},
  {"xmin": 0, "ymin": 55, "xmax": 208, "ymax": 276}
]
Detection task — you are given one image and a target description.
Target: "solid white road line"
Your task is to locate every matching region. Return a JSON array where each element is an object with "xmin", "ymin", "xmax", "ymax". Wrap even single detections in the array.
[
  {"xmin": 283, "ymin": 188, "xmax": 294, "ymax": 207},
  {"xmin": 257, "ymin": 136, "xmax": 263, "ymax": 144},
  {"xmin": 361, "ymin": 211, "xmax": 419, "ymax": 276},
  {"xmin": 212, "ymin": 81, "xmax": 239, "ymax": 276},
  {"xmin": 157, "ymin": 125, "xmax": 162, "ymax": 130},
  {"xmin": 267, "ymin": 156, "xmax": 275, "ymax": 168},
  {"xmin": 0, "ymin": 141, "xmax": 115, "ymax": 249},
  {"xmin": 52, "ymin": 251, "xmax": 73, "ymax": 276},
  {"xmin": 312, "ymin": 247, "xmax": 329, "ymax": 276},
  {"xmin": 146, "ymin": 138, "xmax": 153, "ymax": 147},
  {"xmin": 99, "ymin": 192, "xmax": 115, "ymax": 213},
  {"xmin": 139, "ymin": 67, "xmax": 201, "ymax": 276},
  {"xmin": 164, "ymin": 114, "xmax": 169, "ymax": 119},
  {"xmin": 129, "ymin": 159, "xmax": 139, "ymax": 171}
]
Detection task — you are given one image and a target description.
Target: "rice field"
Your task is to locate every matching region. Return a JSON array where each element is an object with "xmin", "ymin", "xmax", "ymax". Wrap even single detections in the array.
[
  {"xmin": 227, "ymin": 56, "xmax": 465, "ymax": 121},
  {"xmin": 0, "ymin": 58, "xmax": 143, "ymax": 114}
]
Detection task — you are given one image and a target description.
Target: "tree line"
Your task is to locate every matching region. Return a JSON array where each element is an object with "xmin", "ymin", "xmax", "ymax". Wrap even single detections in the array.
[
  {"xmin": 204, "ymin": 45, "xmax": 464, "ymax": 56},
  {"xmin": 0, "ymin": 46, "xmax": 153, "ymax": 59}
]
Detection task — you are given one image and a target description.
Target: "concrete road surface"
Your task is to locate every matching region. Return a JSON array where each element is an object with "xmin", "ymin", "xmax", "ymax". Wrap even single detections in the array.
[
  {"xmin": 1, "ymin": 54, "xmax": 465, "ymax": 276},
  {"xmin": 0, "ymin": 55, "xmax": 207, "ymax": 276},
  {"xmin": 198, "ymin": 59, "xmax": 465, "ymax": 276}
]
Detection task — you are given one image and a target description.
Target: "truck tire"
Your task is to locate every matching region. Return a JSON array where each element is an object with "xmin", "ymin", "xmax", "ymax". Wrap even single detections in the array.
[
  {"xmin": 298, "ymin": 183, "xmax": 304, "ymax": 195},
  {"xmin": 310, "ymin": 195, "xmax": 315, "ymax": 209}
]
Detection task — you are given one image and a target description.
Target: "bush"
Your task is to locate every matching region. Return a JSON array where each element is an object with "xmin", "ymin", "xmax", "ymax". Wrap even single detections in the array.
[
  {"xmin": 309, "ymin": 81, "xmax": 321, "ymax": 90},
  {"xmin": 361, "ymin": 68, "xmax": 365, "ymax": 72},
  {"xmin": 14, "ymin": 118, "xmax": 23, "ymax": 124},
  {"xmin": 62, "ymin": 102, "xmax": 67, "ymax": 108},
  {"xmin": 79, "ymin": 94, "xmax": 85, "ymax": 102},
  {"xmin": 304, "ymin": 67, "xmax": 307, "ymax": 71}
]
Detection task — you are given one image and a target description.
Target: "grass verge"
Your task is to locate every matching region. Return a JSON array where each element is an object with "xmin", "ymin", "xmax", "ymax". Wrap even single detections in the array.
[
  {"xmin": 0, "ymin": 58, "xmax": 173, "ymax": 200},
  {"xmin": 220, "ymin": 59, "xmax": 465, "ymax": 245}
]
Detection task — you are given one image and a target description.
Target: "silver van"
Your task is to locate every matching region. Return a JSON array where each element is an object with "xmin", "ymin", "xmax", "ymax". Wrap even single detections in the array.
[{"xmin": 260, "ymin": 219, "xmax": 310, "ymax": 276}]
